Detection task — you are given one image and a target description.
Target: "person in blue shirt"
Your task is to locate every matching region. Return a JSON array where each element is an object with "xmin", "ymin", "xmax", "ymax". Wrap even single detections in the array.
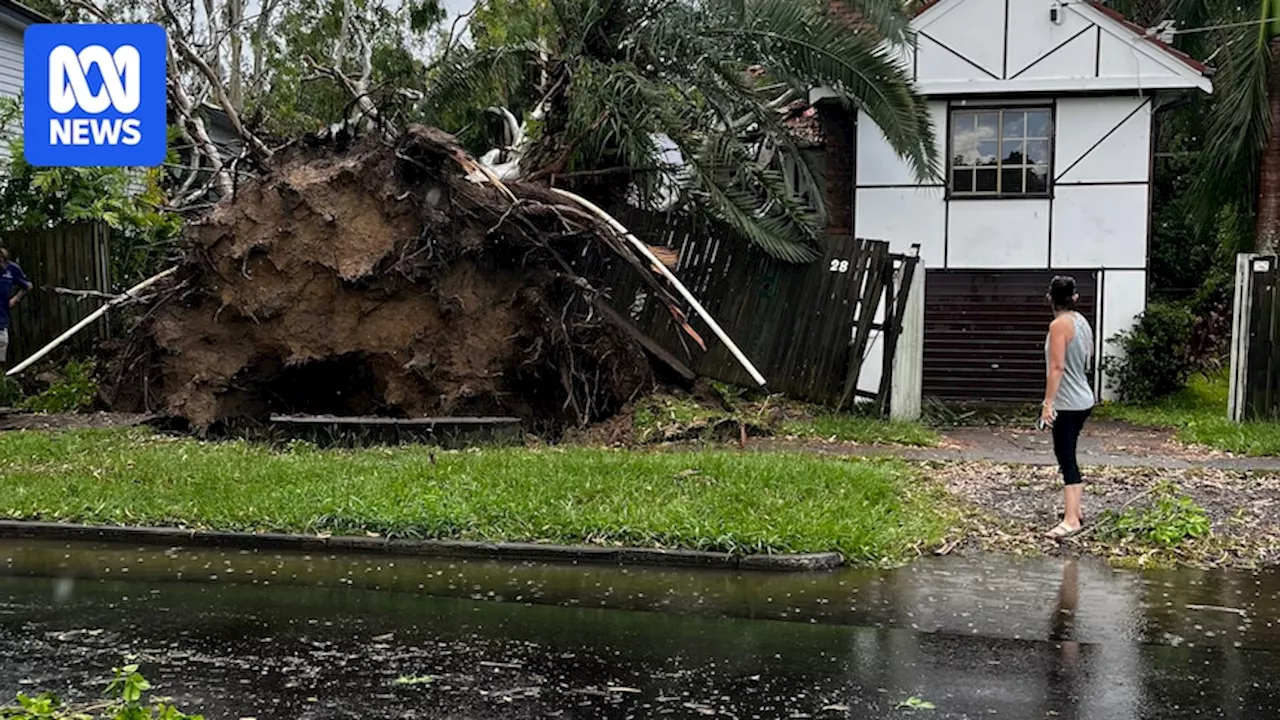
[{"xmin": 0, "ymin": 247, "xmax": 32, "ymax": 365}]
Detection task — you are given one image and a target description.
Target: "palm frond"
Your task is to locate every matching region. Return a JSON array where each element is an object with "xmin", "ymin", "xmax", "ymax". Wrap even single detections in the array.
[
  {"xmin": 1188, "ymin": 24, "xmax": 1271, "ymax": 232},
  {"xmin": 684, "ymin": 132, "xmax": 822, "ymax": 263},
  {"xmin": 708, "ymin": 0, "xmax": 939, "ymax": 182},
  {"xmin": 418, "ymin": 43, "xmax": 542, "ymax": 142}
]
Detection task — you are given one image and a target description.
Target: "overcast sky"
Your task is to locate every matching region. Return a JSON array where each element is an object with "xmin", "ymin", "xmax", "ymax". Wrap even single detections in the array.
[{"xmin": 442, "ymin": 0, "xmax": 474, "ymax": 15}]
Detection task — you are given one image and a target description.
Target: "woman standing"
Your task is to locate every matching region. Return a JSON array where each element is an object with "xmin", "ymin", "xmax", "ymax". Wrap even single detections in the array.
[{"xmin": 1041, "ymin": 275, "xmax": 1094, "ymax": 540}]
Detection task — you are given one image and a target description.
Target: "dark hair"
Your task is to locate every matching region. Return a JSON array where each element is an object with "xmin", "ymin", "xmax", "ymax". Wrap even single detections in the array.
[{"xmin": 1049, "ymin": 275, "xmax": 1076, "ymax": 310}]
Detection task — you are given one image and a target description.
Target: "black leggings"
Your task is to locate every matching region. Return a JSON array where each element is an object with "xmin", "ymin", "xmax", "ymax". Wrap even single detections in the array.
[{"xmin": 1052, "ymin": 409, "xmax": 1091, "ymax": 486}]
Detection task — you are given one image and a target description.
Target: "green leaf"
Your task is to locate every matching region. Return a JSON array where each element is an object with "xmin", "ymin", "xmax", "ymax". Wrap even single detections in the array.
[{"xmin": 895, "ymin": 696, "xmax": 936, "ymax": 710}]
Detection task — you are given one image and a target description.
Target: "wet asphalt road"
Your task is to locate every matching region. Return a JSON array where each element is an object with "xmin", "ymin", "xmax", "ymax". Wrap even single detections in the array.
[{"xmin": 1, "ymin": 540, "xmax": 1278, "ymax": 719}]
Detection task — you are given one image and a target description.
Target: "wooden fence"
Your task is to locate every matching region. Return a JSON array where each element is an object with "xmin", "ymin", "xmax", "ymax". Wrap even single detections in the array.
[
  {"xmin": 3, "ymin": 223, "xmax": 112, "ymax": 363},
  {"xmin": 589, "ymin": 209, "xmax": 916, "ymax": 409}
]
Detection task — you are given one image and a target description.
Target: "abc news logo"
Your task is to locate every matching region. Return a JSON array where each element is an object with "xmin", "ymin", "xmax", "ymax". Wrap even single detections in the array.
[
  {"xmin": 48, "ymin": 45, "xmax": 143, "ymax": 146},
  {"xmin": 23, "ymin": 24, "xmax": 166, "ymax": 168}
]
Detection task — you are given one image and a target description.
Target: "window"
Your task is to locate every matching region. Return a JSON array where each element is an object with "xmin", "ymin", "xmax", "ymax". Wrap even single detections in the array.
[{"xmin": 949, "ymin": 108, "xmax": 1052, "ymax": 198}]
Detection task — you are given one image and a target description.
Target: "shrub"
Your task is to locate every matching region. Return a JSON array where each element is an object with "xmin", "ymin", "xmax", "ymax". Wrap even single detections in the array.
[
  {"xmin": 1098, "ymin": 481, "xmax": 1211, "ymax": 548},
  {"xmin": 0, "ymin": 663, "xmax": 203, "ymax": 720},
  {"xmin": 0, "ymin": 375, "xmax": 21, "ymax": 407},
  {"xmin": 1104, "ymin": 302, "xmax": 1197, "ymax": 403},
  {"xmin": 20, "ymin": 360, "xmax": 98, "ymax": 413}
]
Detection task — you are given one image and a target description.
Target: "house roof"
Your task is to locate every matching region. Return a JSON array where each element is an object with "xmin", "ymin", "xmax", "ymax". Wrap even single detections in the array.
[
  {"xmin": 1080, "ymin": 0, "xmax": 1208, "ymax": 75},
  {"xmin": 0, "ymin": 0, "xmax": 52, "ymax": 27}
]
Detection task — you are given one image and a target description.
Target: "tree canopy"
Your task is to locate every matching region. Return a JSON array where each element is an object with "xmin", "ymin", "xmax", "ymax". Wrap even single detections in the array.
[{"xmin": 423, "ymin": 0, "xmax": 938, "ymax": 262}]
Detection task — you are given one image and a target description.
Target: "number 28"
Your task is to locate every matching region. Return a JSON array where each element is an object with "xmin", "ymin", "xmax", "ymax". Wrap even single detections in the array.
[{"xmin": 829, "ymin": 259, "xmax": 850, "ymax": 273}]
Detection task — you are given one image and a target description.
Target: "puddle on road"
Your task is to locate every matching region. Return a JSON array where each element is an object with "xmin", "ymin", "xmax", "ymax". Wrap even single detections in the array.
[{"xmin": 1, "ymin": 539, "xmax": 1278, "ymax": 719}]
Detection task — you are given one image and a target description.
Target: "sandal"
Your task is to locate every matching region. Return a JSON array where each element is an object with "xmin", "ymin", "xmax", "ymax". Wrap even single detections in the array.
[{"xmin": 1045, "ymin": 522, "xmax": 1082, "ymax": 540}]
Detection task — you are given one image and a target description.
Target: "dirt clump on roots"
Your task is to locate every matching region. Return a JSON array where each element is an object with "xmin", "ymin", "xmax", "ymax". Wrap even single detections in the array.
[{"xmin": 111, "ymin": 126, "xmax": 665, "ymax": 434}]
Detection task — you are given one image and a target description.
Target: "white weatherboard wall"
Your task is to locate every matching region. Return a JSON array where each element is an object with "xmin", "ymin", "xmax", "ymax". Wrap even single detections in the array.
[
  {"xmin": 842, "ymin": 0, "xmax": 1212, "ymax": 402},
  {"xmin": 0, "ymin": 21, "xmax": 22, "ymax": 165}
]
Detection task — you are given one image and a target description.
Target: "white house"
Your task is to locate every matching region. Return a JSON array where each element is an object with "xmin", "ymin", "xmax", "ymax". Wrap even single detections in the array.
[{"xmin": 826, "ymin": 0, "xmax": 1212, "ymax": 405}]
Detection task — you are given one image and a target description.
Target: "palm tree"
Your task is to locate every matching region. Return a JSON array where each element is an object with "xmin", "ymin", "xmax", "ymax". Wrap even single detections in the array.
[
  {"xmin": 1152, "ymin": 0, "xmax": 1280, "ymax": 253},
  {"xmin": 420, "ymin": 0, "xmax": 938, "ymax": 263}
]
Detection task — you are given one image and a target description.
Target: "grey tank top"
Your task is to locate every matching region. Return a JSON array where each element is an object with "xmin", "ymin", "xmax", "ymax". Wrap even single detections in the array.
[{"xmin": 1045, "ymin": 311, "xmax": 1095, "ymax": 411}]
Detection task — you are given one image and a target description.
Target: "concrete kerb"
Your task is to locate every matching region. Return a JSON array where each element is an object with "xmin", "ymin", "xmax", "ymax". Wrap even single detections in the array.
[{"xmin": 0, "ymin": 521, "xmax": 846, "ymax": 572}]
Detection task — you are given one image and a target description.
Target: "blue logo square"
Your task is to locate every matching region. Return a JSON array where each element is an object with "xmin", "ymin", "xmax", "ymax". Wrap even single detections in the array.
[{"xmin": 23, "ymin": 24, "xmax": 167, "ymax": 167}]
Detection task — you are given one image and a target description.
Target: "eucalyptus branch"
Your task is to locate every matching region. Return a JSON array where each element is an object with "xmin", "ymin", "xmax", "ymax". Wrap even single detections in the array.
[
  {"xmin": 301, "ymin": 54, "xmax": 388, "ymax": 136},
  {"xmin": 160, "ymin": 0, "xmax": 273, "ymax": 161}
]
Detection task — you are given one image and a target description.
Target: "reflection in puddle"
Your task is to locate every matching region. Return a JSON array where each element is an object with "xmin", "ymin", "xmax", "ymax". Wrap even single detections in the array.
[{"xmin": 0, "ymin": 540, "xmax": 1276, "ymax": 718}]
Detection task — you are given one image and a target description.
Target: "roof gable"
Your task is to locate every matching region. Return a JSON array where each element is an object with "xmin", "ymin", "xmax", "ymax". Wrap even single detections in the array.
[{"xmin": 907, "ymin": 0, "xmax": 1211, "ymax": 95}]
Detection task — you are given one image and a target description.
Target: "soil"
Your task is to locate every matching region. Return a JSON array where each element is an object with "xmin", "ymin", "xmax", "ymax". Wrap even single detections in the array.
[
  {"xmin": 0, "ymin": 411, "xmax": 151, "ymax": 432},
  {"xmin": 106, "ymin": 127, "xmax": 664, "ymax": 433}
]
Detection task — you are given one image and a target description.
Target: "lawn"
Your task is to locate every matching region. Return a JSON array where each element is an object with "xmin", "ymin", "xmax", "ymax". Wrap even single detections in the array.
[
  {"xmin": 0, "ymin": 428, "xmax": 951, "ymax": 564},
  {"xmin": 1095, "ymin": 372, "xmax": 1280, "ymax": 456}
]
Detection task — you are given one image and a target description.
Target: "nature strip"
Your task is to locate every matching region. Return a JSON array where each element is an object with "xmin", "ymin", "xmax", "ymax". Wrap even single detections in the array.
[{"xmin": 0, "ymin": 520, "xmax": 846, "ymax": 572}]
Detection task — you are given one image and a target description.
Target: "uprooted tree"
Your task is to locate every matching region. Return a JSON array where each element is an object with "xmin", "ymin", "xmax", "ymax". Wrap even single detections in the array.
[
  {"xmin": 104, "ymin": 127, "xmax": 699, "ymax": 433},
  {"xmin": 34, "ymin": 0, "xmax": 939, "ymax": 430}
]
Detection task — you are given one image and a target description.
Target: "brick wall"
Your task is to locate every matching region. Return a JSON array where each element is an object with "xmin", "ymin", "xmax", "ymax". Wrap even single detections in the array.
[{"xmin": 817, "ymin": 105, "xmax": 856, "ymax": 236}]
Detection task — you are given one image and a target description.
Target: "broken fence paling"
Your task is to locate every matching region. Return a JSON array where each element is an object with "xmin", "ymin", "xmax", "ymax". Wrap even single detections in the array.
[{"xmin": 587, "ymin": 208, "xmax": 917, "ymax": 409}]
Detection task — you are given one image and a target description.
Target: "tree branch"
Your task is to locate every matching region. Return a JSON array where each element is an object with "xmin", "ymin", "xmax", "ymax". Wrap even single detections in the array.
[{"xmin": 161, "ymin": 0, "xmax": 273, "ymax": 162}]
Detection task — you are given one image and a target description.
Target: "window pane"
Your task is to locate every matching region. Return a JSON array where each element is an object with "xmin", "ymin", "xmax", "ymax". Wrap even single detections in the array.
[
  {"xmin": 977, "ymin": 112, "xmax": 1000, "ymax": 141},
  {"xmin": 952, "ymin": 168, "xmax": 974, "ymax": 193},
  {"xmin": 1027, "ymin": 110, "xmax": 1051, "ymax": 137},
  {"xmin": 952, "ymin": 112, "xmax": 979, "ymax": 166},
  {"xmin": 1003, "ymin": 139, "xmax": 1026, "ymax": 164},
  {"xmin": 1001, "ymin": 168, "xmax": 1025, "ymax": 194},
  {"xmin": 1002, "ymin": 111, "xmax": 1025, "ymax": 139},
  {"xmin": 976, "ymin": 141, "xmax": 999, "ymax": 165},
  {"xmin": 1025, "ymin": 140, "xmax": 1050, "ymax": 164},
  {"xmin": 975, "ymin": 168, "xmax": 997, "ymax": 193},
  {"xmin": 1026, "ymin": 166, "xmax": 1049, "ymax": 193}
]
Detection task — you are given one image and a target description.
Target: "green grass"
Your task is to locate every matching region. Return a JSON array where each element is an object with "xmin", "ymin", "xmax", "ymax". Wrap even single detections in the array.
[
  {"xmin": 1095, "ymin": 372, "xmax": 1280, "ymax": 456},
  {"xmin": 0, "ymin": 428, "xmax": 952, "ymax": 564},
  {"xmin": 779, "ymin": 414, "xmax": 939, "ymax": 446}
]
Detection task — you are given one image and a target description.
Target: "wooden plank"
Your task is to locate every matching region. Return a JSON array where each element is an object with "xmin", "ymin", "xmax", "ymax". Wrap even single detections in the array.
[
  {"xmin": 877, "ymin": 255, "xmax": 919, "ymax": 416},
  {"xmin": 816, "ymin": 236, "xmax": 876, "ymax": 401},
  {"xmin": 797, "ymin": 236, "xmax": 846, "ymax": 399},
  {"xmin": 830, "ymin": 238, "xmax": 876, "ymax": 408},
  {"xmin": 839, "ymin": 242, "xmax": 890, "ymax": 409},
  {"xmin": 876, "ymin": 262, "xmax": 899, "ymax": 416}
]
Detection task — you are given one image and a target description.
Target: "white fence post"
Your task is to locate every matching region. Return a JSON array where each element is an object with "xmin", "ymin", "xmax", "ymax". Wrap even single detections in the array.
[{"xmin": 890, "ymin": 260, "xmax": 925, "ymax": 422}]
